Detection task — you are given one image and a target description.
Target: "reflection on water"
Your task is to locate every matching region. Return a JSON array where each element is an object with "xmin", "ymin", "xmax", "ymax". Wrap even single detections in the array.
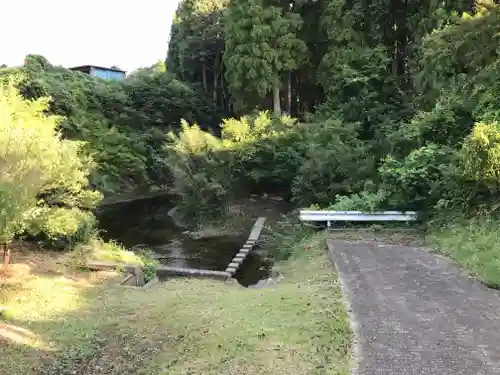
[{"xmin": 95, "ymin": 196, "xmax": 271, "ymax": 286}]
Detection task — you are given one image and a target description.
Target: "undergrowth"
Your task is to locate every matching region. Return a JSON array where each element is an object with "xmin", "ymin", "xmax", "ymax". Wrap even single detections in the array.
[{"xmin": 427, "ymin": 216, "xmax": 500, "ymax": 288}]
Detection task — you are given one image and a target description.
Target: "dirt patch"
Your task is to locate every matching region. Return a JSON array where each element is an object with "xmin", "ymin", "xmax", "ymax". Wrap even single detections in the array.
[
  {"xmin": 328, "ymin": 229, "xmax": 425, "ymax": 247},
  {"xmin": 186, "ymin": 196, "xmax": 291, "ymax": 240},
  {"xmin": 1, "ymin": 241, "xmax": 67, "ymax": 277},
  {"xmin": 0, "ymin": 243, "xmax": 119, "ymax": 290},
  {"xmin": 231, "ymin": 195, "xmax": 291, "ymax": 221}
]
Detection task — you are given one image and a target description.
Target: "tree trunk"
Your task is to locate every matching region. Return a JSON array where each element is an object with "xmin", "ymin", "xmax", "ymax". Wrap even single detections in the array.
[
  {"xmin": 272, "ymin": 78, "xmax": 281, "ymax": 116},
  {"xmin": 213, "ymin": 68, "xmax": 218, "ymax": 106},
  {"xmin": 286, "ymin": 71, "xmax": 292, "ymax": 115},
  {"xmin": 2, "ymin": 243, "xmax": 9, "ymax": 265},
  {"xmin": 202, "ymin": 63, "xmax": 208, "ymax": 92}
]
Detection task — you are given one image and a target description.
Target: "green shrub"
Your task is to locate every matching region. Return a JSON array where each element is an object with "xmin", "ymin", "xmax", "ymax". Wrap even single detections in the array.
[
  {"xmin": 221, "ymin": 111, "xmax": 303, "ymax": 195},
  {"xmin": 461, "ymin": 122, "xmax": 500, "ymax": 184},
  {"xmin": 325, "ymin": 191, "xmax": 385, "ymax": 212},
  {"xmin": 378, "ymin": 144, "xmax": 457, "ymax": 212},
  {"xmin": 164, "ymin": 120, "xmax": 230, "ymax": 222},
  {"xmin": 0, "ymin": 77, "xmax": 100, "ymax": 248},
  {"xmin": 291, "ymin": 119, "xmax": 373, "ymax": 206},
  {"xmin": 397, "ymin": 88, "xmax": 475, "ymax": 149},
  {"xmin": 135, "ymin": 247, "xmax": 160, "ymax": 282},
  {"xmin": 24, "ymin": 208, "xmax": 97, "ymax": 249},
  {"xmin": 433, "ymin": 121, "xmax": 500, "ymax": 215},
  {"xmin": 68, "ymin": 237, "xmax": 144, "ymax": 265}
]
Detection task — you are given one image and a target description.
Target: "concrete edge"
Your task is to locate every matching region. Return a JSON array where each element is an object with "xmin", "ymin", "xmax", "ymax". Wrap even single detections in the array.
[
  {"xmin": 224, "ymin": 217, "xmax": 267, "ymax": 278},
  {"xmin": 326, "ymin": 239, "xmax": 362, "ymax": 375},
  {"xmin": 119, "ymin": 273, "xmax": 135, "ymax": 285},
  {"xmin": 143, "ymin": 276, "xmax": 159, "ymax": 289}
]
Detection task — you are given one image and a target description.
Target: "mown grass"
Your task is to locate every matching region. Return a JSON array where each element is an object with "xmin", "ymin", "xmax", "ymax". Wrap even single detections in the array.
[
  {"xmin": 426, "ymin": 216, "xmax": 500, "ymax": 288},
  {"xmin": 0, "ymin": 232, "xmax": 351, "ymax": 375}
]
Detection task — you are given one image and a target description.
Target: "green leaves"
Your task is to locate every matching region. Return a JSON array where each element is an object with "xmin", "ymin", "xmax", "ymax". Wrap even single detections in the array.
[
  {"xmin": 462, "ymin": 122, "xmax": 500, "ymax": 184},
  {"xmin": 223, "ymin": 0, "xmax": 306, "ymax": 112},
  {"xmin": 379, "ymin": 145, "xmax": 457, "ymax": 211},
  {"xmin": 0, "ymin": 79, "xmax": 99, "ymax": 245}
]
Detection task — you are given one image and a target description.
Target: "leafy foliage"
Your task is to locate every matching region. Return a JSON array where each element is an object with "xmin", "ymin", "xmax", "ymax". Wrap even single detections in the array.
[
  {"xmin": 2, "ymin": 55, "xmax": 216, "ymax": 195},
  {"xmin": 164, "ymin": 111, "xmax": 374, "ymax": 221},
  {"xmin": 379, "ymin": 145, "xmax": 457, "ymax": 212},
  {"xmin": 462, "ymin": 122, "xmax": 500, "ymax": 184},
  {"xmin": 0, "ymin": 77, "xmax": 100, "ymax": 247},
  {"xmin": 223, "ymin": 0, "xmax": 307, "ymax": 114},
  {"xmin": 323, "ymin": 191, "xmax": 385, "ymax": 212},
  {"xmin": 291, "ymin": 119, "xmax": 372, "ymax": 206},
  {"xmin": 164, "ymin": 120, "xmax": 230, "ymax": 222}
]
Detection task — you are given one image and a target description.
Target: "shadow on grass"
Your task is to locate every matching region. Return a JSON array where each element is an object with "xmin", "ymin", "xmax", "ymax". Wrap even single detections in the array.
[
  {"xmin": 0, "ymin": 269, "xmax": 169, "ymax": 375},
  {"xmin": 0, "ymin": 234, "xmax": 352, "ymax": 375}
]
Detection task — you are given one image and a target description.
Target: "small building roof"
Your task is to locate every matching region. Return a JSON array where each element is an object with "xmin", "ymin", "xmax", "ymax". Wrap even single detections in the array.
[{"xmin": 69, "ymin": 65, "xmax": 126, "ymax": 73}]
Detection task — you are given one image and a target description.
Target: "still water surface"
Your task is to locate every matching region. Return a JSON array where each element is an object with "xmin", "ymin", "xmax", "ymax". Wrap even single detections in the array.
[{"xmin": 96, "ymin": 196, "xmax": 271, "ymax": 286}]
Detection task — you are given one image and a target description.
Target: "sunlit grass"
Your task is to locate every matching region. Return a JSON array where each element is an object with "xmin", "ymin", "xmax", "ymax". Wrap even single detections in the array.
[
  {"xmin": 64, "ymin": 237, "xmax": 144, "ymax": 266},
  {"xmin": 3, "ymin": 276, "xmax": 88, "ymax": 321},
  {"xmin": 0, "ymin": 263, "xmax": 115, "ymax": 374},
  {"xmin": 0, "ymin": 234, "xmax": 351, "ymax": 375},
  {"xmin": 0, "ymin": 322, "xmax": 49, "ymax": 351}
]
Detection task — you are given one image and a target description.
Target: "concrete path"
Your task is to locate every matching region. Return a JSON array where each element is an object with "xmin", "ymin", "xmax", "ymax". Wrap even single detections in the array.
[{"xmin": 326, "ymin": 240, "xmax": 500, "ymax": 375}]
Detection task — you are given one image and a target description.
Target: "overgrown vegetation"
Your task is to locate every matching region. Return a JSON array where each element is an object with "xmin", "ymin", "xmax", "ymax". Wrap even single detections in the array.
[
  {"xmin": 165, "ymin": 0, "xmax": 500, "ymax": 219},
  {"xmin": 0, "ymin": 0, "xmax": 497, "ymax": 276},
  {"xmin": 0, "ymin": 77, "xmax": 99, "ymax": 252},
  {"xmin": 2, "ymin": 0, "xmax": 500, "ymax": 373},
  {"xmin": 162, "ymin": 0, "xmax": 500, "ymax": 285},
  {"xmin": 1, "ymin": 55, "xmax": 216, "ymax": 195},
  {"xmin": 0, "ymin": 73, "xmax": 162, "ymax": 266}
]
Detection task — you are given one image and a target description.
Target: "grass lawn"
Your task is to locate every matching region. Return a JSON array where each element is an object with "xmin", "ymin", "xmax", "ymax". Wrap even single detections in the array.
[{"xmin": 0, "ymin": 233, "xmax": 351, "ymax": 375}]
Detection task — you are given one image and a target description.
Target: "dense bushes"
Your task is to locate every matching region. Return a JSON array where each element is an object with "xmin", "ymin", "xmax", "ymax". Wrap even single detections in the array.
[
  {"xmin": 163, "ymin": 2, "xmax": 500, "ymax": 228},
  {"xmin": 0, "ymin": 77, "xmax": 100, "ymax": 248},
  {"xmin": 1, "ymin": 55, "xmax": 217, "ymax": 195},
  {"xmin": 164, "ymin": 111, "xmax": 373, "ymax": 221},
  {"xmin": 291, "ymin": 119, "xmax": 373, "ymax": 206},
  {"xmin": 305, "ymin": 4, "xmax": 500, "ymax": 220}
]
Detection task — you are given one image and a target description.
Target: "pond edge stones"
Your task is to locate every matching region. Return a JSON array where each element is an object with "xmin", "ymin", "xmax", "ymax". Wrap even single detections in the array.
[
  {"xmin": 84, "ymin": 217, "xmax": 267, "ymax": 285},
  {"xmin": 225, "ymin": 217, "xmax": 266, "ymax": 277}
]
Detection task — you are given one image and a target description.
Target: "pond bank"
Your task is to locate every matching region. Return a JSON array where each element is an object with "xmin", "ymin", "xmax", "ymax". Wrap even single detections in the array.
[
  {"xmin": 98, "ymin": 189, "xmax": 173, "ymax": 208},
  {"xmin": 95, "ymin": 195, "xmax": 291, "ymax": 287}
]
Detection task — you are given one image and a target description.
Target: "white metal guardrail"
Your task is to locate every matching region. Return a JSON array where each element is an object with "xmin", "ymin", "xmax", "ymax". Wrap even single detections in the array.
[{"xmin": 299, "ymin": 210, "xmax": 417, "ymax": 227}]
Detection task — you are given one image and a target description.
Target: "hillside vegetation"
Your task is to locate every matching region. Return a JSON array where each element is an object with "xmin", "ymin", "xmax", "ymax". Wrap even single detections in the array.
[
  {"xmin": 165, "ymin": 0, "xmax": 500, "ymax": 217},
  {"xmin": 1, "ymin": 0, "xmax": 500, "ymax": 374},
  {"xmin": 165, "ymin": 0, "xmax": 500, "ymax": 284},
  {"xmin": 0, "ymin": 0, "xmax": 498, "ymax": 277}
]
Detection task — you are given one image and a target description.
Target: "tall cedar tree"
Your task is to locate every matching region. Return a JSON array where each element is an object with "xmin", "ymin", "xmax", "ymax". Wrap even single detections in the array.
[
  {"xmin": 223, "ymin": 0, "xmax": 307, "ymax": 115},
  {"xmin": 167, "ymin": 0, "xmax": 230, "ymax": 113}
]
